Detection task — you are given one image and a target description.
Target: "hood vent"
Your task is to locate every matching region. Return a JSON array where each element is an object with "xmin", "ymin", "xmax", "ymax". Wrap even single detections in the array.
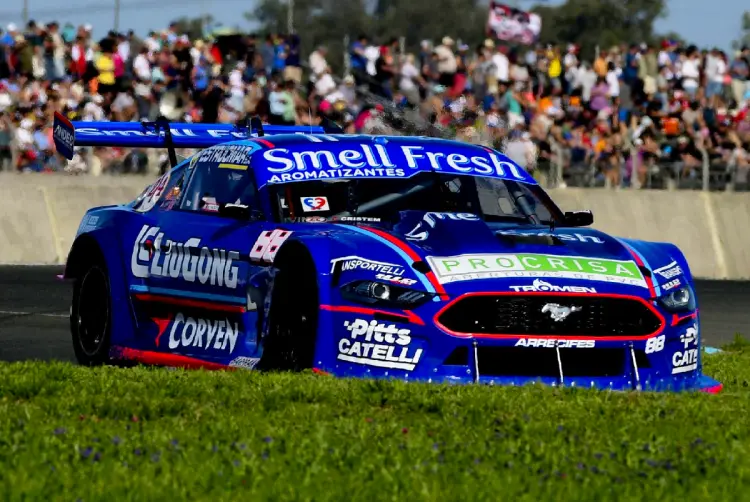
[{"xmin": 495, "ymin": 231, "xmax": 564, "ymax": 247}]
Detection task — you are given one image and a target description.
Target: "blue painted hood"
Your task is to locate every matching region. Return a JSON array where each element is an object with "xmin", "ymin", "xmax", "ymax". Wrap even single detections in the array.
[
  {"xmin": 318, "ymin": 211, "xmax": 657, "ymax": 297},
  {"xmin": 391, "ymin": 211, "xmax": 632, "ymax": 261}
]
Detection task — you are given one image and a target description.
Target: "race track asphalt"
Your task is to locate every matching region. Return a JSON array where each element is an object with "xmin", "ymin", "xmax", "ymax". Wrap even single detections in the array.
[{"xmin": 0, "ymin": 266, "xmax": 748, "ymax": 363}]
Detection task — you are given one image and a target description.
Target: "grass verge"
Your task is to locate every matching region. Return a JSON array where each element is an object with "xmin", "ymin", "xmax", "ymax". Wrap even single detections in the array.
[{"xmin": 1, "ymin": 346, "xmax": 749, "ymax": 501}]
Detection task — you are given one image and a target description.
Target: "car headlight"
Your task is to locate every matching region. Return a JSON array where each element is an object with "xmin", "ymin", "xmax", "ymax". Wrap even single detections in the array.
[
  {"xmin": 340, "ymin": 280, "xmax": 433, "ymax": 308},
  {"xmin": 657, "ymin": 286, "xmax": 696, "ymax": 312}
]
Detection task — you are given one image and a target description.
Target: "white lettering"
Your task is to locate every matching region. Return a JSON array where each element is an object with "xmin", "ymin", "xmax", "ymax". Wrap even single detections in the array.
[
  {"xmin": 339, "ymin": 319, "xmax": 420, "ymax": 370},
  {"xmin": 131, "ymin": 227, "xmax": 240, "ymax": 288},
  {"xmin": 160, "ymin": 313, "xmax": 239, "ymax": 353}
]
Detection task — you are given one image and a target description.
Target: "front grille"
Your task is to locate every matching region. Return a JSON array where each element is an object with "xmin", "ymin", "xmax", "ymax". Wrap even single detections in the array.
[
  {"xmin": 476, "ymin": 347, "xmax": 626, "ymax": 377},
  {"xmin": 437, "ymin": 294, "xmax": 662, "ymax": 337}
]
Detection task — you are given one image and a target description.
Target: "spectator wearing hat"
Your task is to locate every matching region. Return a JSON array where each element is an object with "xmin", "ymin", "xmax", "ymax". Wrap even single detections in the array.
[{"xmin": 434, "ymin": 36, "xmax": 457, "ymax": 88}]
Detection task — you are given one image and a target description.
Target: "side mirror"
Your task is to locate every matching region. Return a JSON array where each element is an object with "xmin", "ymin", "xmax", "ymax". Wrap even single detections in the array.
[
  {"xmin": 218, "ymin": 203, "xmax": 263, "ymax": 221},
  {"xmin": 564, "ymin": 210, "xmax": 593, "ymax": 227}
]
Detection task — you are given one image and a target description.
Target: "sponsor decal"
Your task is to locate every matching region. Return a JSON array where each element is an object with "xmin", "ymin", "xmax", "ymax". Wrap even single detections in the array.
[
  {"xmin": 201, "ymin": 196, "xmax": 220, "ymax": 212},
  {"xmin": 295, "ymin": 216, "xmax": 327, "ymax": 223},
  {"xmin": 426, "ymin": 253, "xmax": 647, "ymax": 288},
  {"xmin": 53, "ymin": 118, "xmax": 75, "ymax": 158},
  {"xmin": 73, "ymin": 127, "xmax": 254, "ymax": 139},
  {"xmin": 672, "ymin": 323, "xmax": 698, "ymax": 374},
  {"xmin": 136, "ymin": 172, "xmax": 171, "ymax": 213},
  {"xmin": 541, "ymin": 303, "xmax": 582, "ymax": 322},
  {"xmin": 515, "ymin": 338, "xmax": 595, "ymax": 348},
  {"xmin": 249, "ymin": 229, "xmax": 293, "ymax": 264},
  {"xmin": 77, "ymin": 214, "xmax": 100, "ymax": 235},
  {"xmin": 497, "ymin": 230, "xmax": 605, "ymax": 244},
  {"xmin": 338, "ymin": 319, "xmax": 423, "ymax": 371},
  {"xmin": 661, "ymin": 278, "xmax": 681, "ymax": 291},
  {"xmin": 330, "ymin": 216, "xmax": 382, "ymax": 223},
  {"xmin": 229, "ymin": 357, "xmax": 261, "ymax": 369},
  {"xmin": 155, "ymin": 312, "xmax": 239, "ymax": 353},
  {"xmin": 199, "ymin": 145, "xmax": 257, "ymax": 164},
  {"xmin": 405, "ymin": 212, "xmax": 480, "ymax": 241},
  {"xmin": 131, "ymin": 225, "xmax": 241, "ymax": 288},
  {"xmin": 330, "ymin": 256, "xmax": 405, "ymax": 276},
  {"xmin": 301, "ymin": 196, "xmax": 330, "ymax": 212},
  {"xmin": 644, "ymin": 334, "xmax": 666, "ymax": 354},
  {"xmin": 653, "ymin": 261, "xmax": 682, "ymax": 279},
  {"xmin": 509, "ymin": 279, "xmax": 596, "ymax": 293},
  {"xmin": 263, "ymin": 145, "xmax": 528, "ymax": 183},
  {"xmin": 376, "ymin": 273, "xmax": 417, "ymax": 286}
]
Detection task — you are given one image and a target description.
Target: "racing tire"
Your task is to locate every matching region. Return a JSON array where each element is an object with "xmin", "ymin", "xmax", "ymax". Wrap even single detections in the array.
[
  {"xmin": 258, "ymin": 252, "xmax": 319, "ymax": 372},
  {"xmin": 70, "ymin": 250, "xmax": 113, "ymax": 366}
]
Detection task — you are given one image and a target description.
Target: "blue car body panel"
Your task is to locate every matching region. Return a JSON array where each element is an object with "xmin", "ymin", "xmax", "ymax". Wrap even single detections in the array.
[{"xmin": 55, "ymin": 116, "xmax": 721, "ymax": 393}]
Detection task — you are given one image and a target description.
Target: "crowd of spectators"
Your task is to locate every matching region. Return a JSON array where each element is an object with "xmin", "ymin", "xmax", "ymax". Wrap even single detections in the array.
[{"xmin": 0, "ymin": 19, "xmax": 749, "ymax": 189}]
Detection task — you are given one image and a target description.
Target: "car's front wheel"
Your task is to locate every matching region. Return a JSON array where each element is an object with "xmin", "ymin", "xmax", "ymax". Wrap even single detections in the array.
[{"xmin": 70, "ymin": 252, "xmax": 112, "ymax": 366}]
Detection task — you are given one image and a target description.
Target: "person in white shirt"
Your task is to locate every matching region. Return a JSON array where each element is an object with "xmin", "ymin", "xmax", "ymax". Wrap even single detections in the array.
[
  {"xmin": 365, "ymin": 44, "xmax": 380, "ymax": 77},
  {"xmin": 681, "ymin": 49, "xmax": 701, "ymax": 99},
  {"xmin": 399, "ymin": 53, "xmax": 423, "ymax": 104},
  {"xmin": 132, "ymin": 47, "xmax": 151, "ymax": 81},
  {"xmin": 492, "ymin": 46, "xmax": 509, "ymax": 83},
  {"xmin": 308, "ymin": 46, "xmax": 329, "ymax": 83},
  {"xmin": 606, "ymin": 61, "xmax": 620, "ymax": 99}
]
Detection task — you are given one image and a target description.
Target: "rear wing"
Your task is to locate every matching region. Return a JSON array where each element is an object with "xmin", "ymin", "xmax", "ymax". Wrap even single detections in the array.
[{"xmin": 53, "ymin": 113, "xmax": 342, "ymax": 167}]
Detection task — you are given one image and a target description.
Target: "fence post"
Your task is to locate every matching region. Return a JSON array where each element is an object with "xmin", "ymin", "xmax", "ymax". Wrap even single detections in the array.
[
  {"xmin": 700, "ymin": 146, "xmax": 709, "ymax": 191},
  {"xmin": 629, "ymin": 145, "xmax": 641, "ymax": 189},
  {"xmin": 343, "ymin": 34, "xmax": 350, "ymax": 78},
  {"xmin": 548, "ymin": 137, "xmax": 563, "ymax": 188}
]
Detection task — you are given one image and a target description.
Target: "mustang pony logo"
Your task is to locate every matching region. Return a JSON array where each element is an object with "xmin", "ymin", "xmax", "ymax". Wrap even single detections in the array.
[{"xmin": 541, "ymin": 303, "xmax": 582, "ymax": 322}]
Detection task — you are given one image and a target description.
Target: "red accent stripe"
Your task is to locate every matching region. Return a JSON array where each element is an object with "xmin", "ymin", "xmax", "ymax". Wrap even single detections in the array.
[
  {"xmin": 671, "ymin": 310, "xmax": 698, "ymax": 326},
  {"xmin": 54, "ymin": 111, "xmax": 73, "ymax": 128},
  {"xmin": 255, "ymin": 138, "xmax": 275, "ymax": 148},
  {"xmin": 358, "ymin": 225, "xmax": 448, "ymax": 298},
  {"xmin": 699, "ymin": 383, "xmax": 723, "ymax": 394},
  {"xmin": 433, "ymin": 291, "xmax": 666, "ymax": 341},
  {"xmin": 312, "ymin": 368, "xmax": 331, "ymax": 376},
  {"xmin": 621, "ymin": 243, "xmax": 656, "ymax": 298},
  {"xmin": 133, "ymin": 293, "xmax": 246, "ymax": 313},
  {"xmin": 320, "ymin": 304, "xmax": 425, "ymax": 326},
  {"xmin": 116, "ymin": 347, "xmax": 231, "ymax": 370}
]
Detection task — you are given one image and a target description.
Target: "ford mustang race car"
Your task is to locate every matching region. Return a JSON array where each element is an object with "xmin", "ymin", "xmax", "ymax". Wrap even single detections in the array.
[{"xmin": 53, "ymin": 113, "xmax": 721, "ymax": 393}]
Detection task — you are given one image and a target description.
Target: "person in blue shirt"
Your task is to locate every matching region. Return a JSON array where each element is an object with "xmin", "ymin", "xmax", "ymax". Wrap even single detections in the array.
[
  {"xmin": 350, "ymin": 34, "xmax": 368, "ymax": 85},
  {"xmin": 273, "ymin": 34, "xmax": 287, "ymax": 74},
  {"xmin": 283, "ymin": 34, "xmax": 302, "ymax": 84}
]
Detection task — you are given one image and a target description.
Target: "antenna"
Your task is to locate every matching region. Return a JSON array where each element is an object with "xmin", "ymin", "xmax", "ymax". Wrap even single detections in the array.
[
  {"xmin": 250, "ymin": 116, "xmax": 265, "ymax": 137},
  {"xmin": 308, "ymin": 106, "xmax": 313, "ymax": 134}
]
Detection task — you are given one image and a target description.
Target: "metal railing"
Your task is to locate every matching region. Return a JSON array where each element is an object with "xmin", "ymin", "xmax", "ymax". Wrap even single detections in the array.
[{"xmin": 543, "ymin": 141, "xmax": 748, "ymax": 192}]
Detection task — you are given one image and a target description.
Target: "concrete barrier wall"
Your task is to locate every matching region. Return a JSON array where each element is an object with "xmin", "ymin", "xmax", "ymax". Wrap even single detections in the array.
[{"xmin": 0, "ymin": 174, "xmax": 747, "ymax": 279}]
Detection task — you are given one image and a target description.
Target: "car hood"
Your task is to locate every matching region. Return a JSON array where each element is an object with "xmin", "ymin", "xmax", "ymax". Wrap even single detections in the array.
[{"xmin": 328, "ymin": 211, "xmax": 653, "ymax": 295}]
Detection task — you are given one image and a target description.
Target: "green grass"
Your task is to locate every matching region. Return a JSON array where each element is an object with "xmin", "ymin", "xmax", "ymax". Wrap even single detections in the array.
[{"xmin": 2, "ymin": 344, "xmax": 750, "ymax": 501}]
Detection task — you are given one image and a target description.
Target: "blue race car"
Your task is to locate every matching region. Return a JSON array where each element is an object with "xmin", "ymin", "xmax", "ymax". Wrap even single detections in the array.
[{"xmin": 52, "ymin": 113, "xmax": 721, "ymax": 393}]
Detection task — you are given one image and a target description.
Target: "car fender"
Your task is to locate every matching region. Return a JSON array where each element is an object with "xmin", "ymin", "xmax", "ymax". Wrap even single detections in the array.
[
  {"xmin": 617, "ymin": 237, "xmax": 694, "ymax": 286},
  {"xmin": 65, "ymin": 206, "xmax": 152, "ymax": 347}
]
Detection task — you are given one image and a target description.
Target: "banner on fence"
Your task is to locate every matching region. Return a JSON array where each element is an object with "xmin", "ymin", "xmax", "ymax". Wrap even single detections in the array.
[{"xmin": 487, "ymin": 2, "xmax": 541, "ymax": 45}]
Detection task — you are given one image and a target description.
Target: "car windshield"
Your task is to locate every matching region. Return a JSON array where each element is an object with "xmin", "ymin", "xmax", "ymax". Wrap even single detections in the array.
[
  {"xmin": 271, "ymin": 173, "xmax": 562, "ymax": 224},
  {"xmin": 179, "ymin": 160, "xmax": 258, "ymax": 213}
]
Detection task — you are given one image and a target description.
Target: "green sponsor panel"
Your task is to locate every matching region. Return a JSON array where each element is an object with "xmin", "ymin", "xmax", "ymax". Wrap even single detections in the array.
[{"xmin": 515, "ymin": 254, "xmax": 643, "ymax": 280}]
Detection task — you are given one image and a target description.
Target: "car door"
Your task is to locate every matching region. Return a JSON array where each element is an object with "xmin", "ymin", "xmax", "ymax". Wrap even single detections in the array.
[{"xmin": 128, "ymin": 154, "xmax": 268, "ymax": 366}]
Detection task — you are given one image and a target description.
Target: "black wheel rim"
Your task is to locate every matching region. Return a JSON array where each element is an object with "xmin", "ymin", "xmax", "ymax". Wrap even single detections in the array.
[{"xmin": 77, "ymin": 266, "xmax": 109, "ymax": 357}]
